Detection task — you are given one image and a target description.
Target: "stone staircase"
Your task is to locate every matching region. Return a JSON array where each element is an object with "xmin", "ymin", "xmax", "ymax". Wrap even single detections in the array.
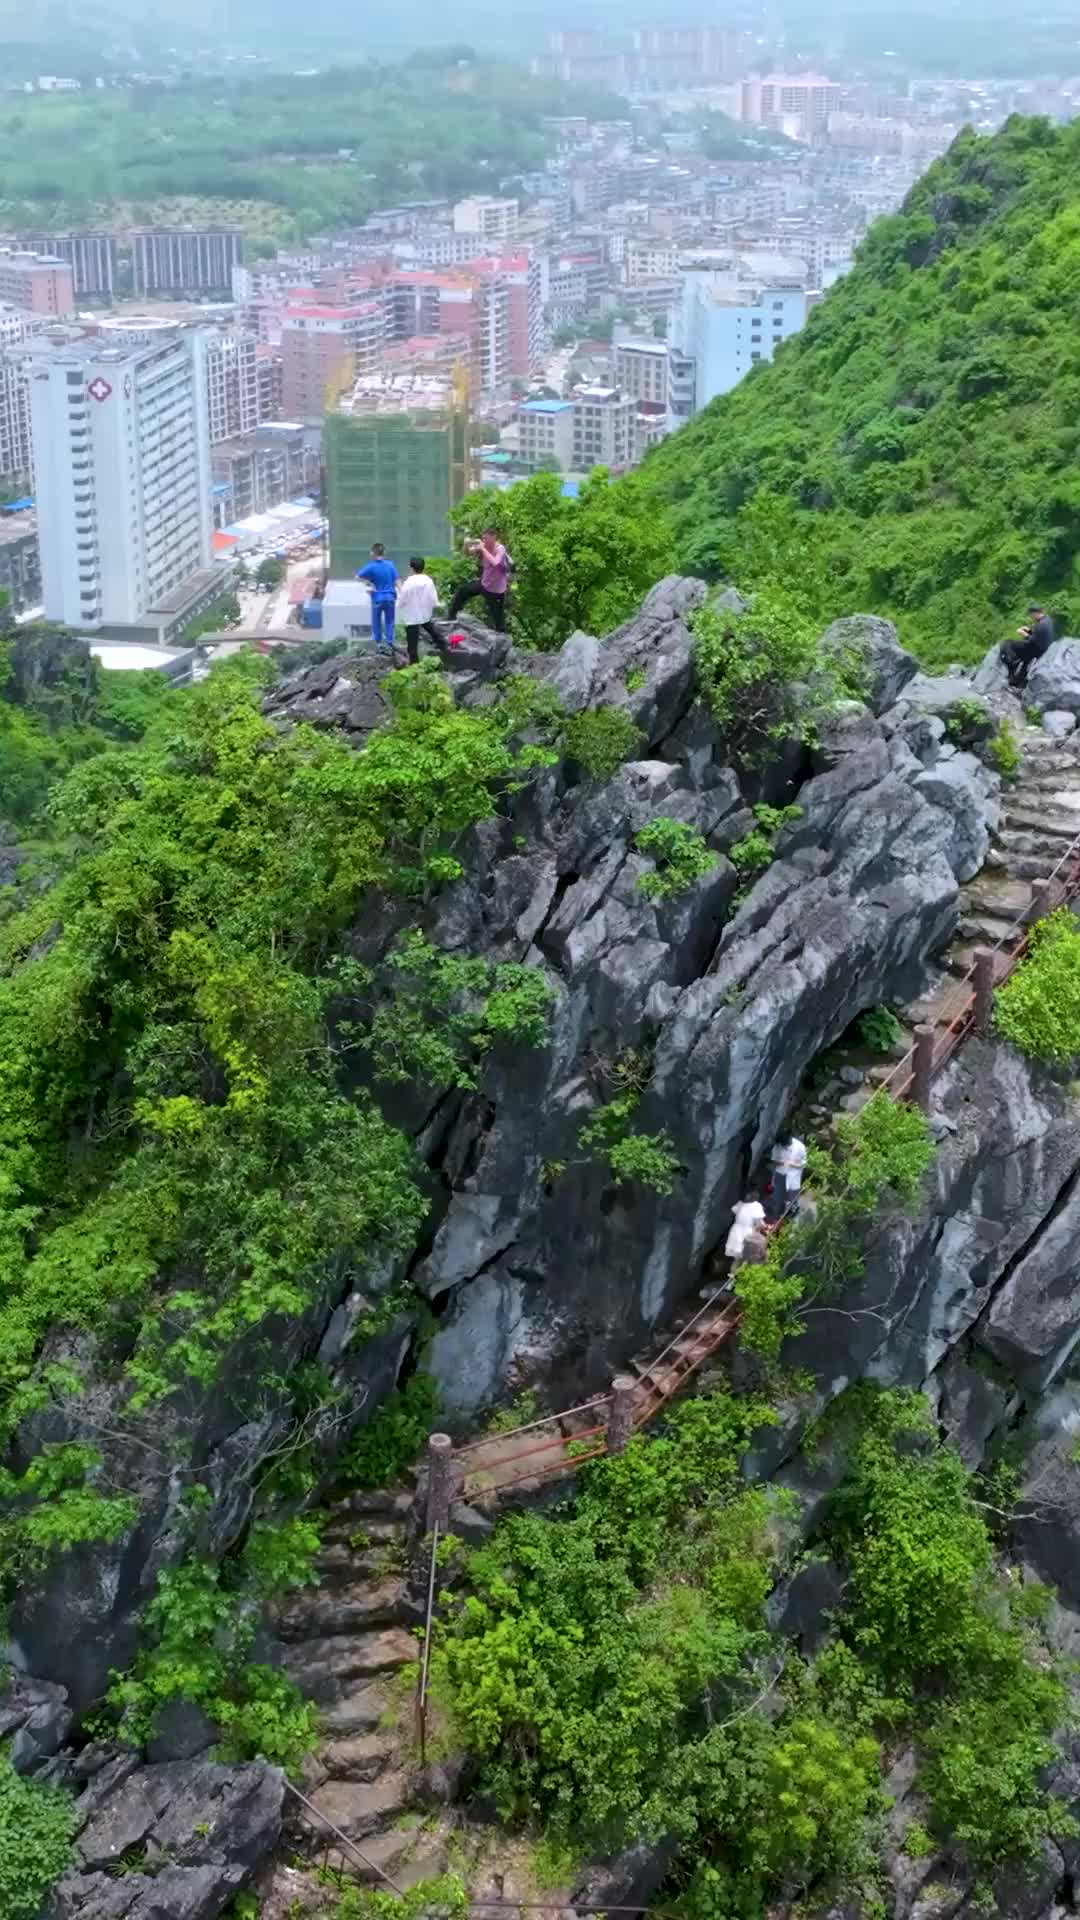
[
  {"xmin": 269, "ymin": 1486, "xmax": 451, "ymax": 1893},
  {"xmin": 804, "ymin": 725, "xmax": 1080, "ymax": 1122}
]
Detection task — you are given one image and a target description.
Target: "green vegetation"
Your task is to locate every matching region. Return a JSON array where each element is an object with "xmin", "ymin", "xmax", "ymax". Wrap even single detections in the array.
[
  {"xmin": 450, "ymin": 468, "xmax": 676, "ymax": 652},
  {"xmin": 635, "ymin": 818, "xmax": 719, "ymax": 902},
  {"xmin": 994, "ymin": 907, "xmax": 1080, "ymax": 1062},
  {"xmin": 577, "ymin": 1049, "xmax": 680, "ymax": 1196},
  {"xmin": 729, "ymin": 803, "xmax": 804, "ymax": 886},
  {"xmin": 828, "ymin": 1391, "xmax": 1070, "ymax": 1868},
  {"xmin": 352, "ymin": 931, "xmax": 554, "ymax": 1090},
  {"xmin": 856, "ymin": 1006, "xmax": 905, "ymax": 1054},
  {"xmin": 340, "ymin": 1372, "xmax": 439, "ymax": 1490},
  {"xmin": 107, "ymin": 1522, "xmax": 322, "ymax": 1768},
  {"xmin": 433, "ymin": 1377, "xmax": 1067, "ymax": 1910},
  {"xmin": 988, "ymin": 720, "xmax": 1023, "ymax": 779},
  {"xmin": 0, "ymin": 62, "xmax": 622, "ymax": 244},
  {"xmin": 563, "ymin": 705, "xmax": 642, "ymax": 779},
  {"xmin": 430, "ymin": 1386, "xmax": 785, "ymax": 1848},
  {"xmin": 0, "ymin": 1750, "xmax": 76, "ymax": 1920},
  {"xmin": 0, "ymin": 650, "xmax": 559, "ymax": 1577},
  {"xmin": 645, "ymin": 116, "xmax": 1080, "ymax": 666},
  {"xmin": 692, "ymin": 590, "xmax": 862, "ymax": 762}
]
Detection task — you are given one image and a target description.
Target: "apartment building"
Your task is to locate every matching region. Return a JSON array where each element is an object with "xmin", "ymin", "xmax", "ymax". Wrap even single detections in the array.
[
  {"xmin": 516, "ymin": 396, "xmax": 576, "ymax": 470},
  {"xmin": 0, "ymin": 359, "xmax": 32, "ymax": 483},
  {"xmin": 204, "ymin": 327, "xmax": 259, "ymax": 444},
  {"xmin": 624, "ymin": 236, "xmax": 677, "ymax": 285},
  {"xmin": 452, "ymin": 196, "xmax": 520, "ymax": 245},
  {"xmin": 0, "ymin": 511, "xmax": 41, "ymax": 614},
  {"xmin": 131, "ymin": 227, "xmax": 243, "ymax": 298},
  {"xmin": 211, "ymin": 423, "xmax": 315, "ymax": 524},
  {"xmin": 18, "ymin": 230, "xmax": 118, "ymax": 300},
  {"xmin": 280, "ymin": 302, "xmax": 383, "ymax": 421},
  {"xmin": 572, "ymin": 386, "xmax": 634, "ymax": 472},
  {"xmin": 614, "ymin": 337, "xmax": 670, "ymax": 407},
  {"xmin": 0, "ymin": 248, "xmax": 75, "ymax": 318},
  {"xmin": 26, "ymin": 329, "xmax": 213, "ymax": 631}
]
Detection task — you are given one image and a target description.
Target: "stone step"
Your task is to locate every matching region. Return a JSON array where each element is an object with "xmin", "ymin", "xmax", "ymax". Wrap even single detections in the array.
[
  {"xmin": 298, "ymin": 1771, "xmax": 415, "ymax": 1842},
  {"xmin": 277, "ymin": 1578, "xmax": 411, "ymax": 1643},
  {"xmin": 996, "ymin": 827, "xmax": 1066, "ymax": 858},
  {"xmin": 282, "ymin": 1627, "xmax": 418, "ymax": 1702},
  {"xmin": 330, "ymin": 1488, "xmax": 416, "ymax": 1521},
  {"xmin": 320, "ymin": 1729, "xmax": 402, "ymax": 1783},
  {"xmin": 961, "ymin": 877, "xmax": 1033, "ymax": 917},
  {"xmin": 320, "ymin": 1513, "xmax": 407, "ymax": 1549},
  {"xmin": 957, "ymin": 913, "xmax": 1026, "ymax": 945},
  {"xmin": 311, "ymin": 1543, "xmax": 405, "ymax": 1583},
  {"xmin": 314, "ymin": 1681, "xmax": 395, "ymax": 1737},
  {"xmin": 1003, "ymin": 807, "xmax": 1080, "ymax": 840},
  {"xmin": 1005, "ymin": 853, "xmax": 1062, "ymax": 881},
  {"xmin": 292, "ymin": 1825, "xmax": 449, "ymax": 1889}
]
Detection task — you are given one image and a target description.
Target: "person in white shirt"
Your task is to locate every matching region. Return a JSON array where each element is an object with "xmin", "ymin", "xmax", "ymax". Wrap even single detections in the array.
[
  {"xmin": 769, "ymin": 1131, "xmax": 807, "ymax": 1218},
  {"xmin": 725, "ymin": 1197, "xmax": 766, "ymax": 1263},
  {"xmin": 397, "ymin": 556, "xmax": 442, "ymax": 665}
]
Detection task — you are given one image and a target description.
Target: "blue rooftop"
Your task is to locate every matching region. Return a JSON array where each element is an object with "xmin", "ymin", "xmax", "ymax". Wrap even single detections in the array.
[
  {"xmin": 560, "ymin": 480, "xmax": 580, "ymax": 498},
  {"xmin": 520, "ymin": 398, "xmax": 574, "ymax": 414},
  {"xmin": 0, "ymin": 496, "xmax": 34, "ymax": 514}
]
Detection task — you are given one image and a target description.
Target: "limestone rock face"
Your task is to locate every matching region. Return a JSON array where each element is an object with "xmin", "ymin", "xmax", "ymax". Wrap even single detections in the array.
[
  {"xmin": 818, "ymin": 613, "xmax": 919, "ymax": 714},
  {"xmin": 43, "ymin": 1756, "xmax": 284, "ymax": 1920},
  {"xmin": 0, "ymin": 587, "xmax": 1024, "ymax": 1735},
  {"xmin": 1027, "ymin": 639, "xmax": 1080, "ymax": 714}
]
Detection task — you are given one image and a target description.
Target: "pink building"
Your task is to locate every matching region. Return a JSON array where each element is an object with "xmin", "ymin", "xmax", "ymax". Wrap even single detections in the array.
[
  {"xmin": 0, "ymin": 248, "xmax": 75, "ymax": 318},
  {"xmin": 280, "ymin": 302, "xmax": 384, "ymax": 421}
]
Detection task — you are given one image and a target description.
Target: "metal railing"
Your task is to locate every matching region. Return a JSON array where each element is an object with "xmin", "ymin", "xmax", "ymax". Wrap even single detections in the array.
[{"xmin": 285, "ymin": 1779, "xmax": 687, "ymax": 1916}]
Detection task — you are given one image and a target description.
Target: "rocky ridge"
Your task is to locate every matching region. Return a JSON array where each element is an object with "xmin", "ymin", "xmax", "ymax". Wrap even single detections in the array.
[{"xmin": 11, "ymin": 601, "xmax": 1080, "ymax": 1919}]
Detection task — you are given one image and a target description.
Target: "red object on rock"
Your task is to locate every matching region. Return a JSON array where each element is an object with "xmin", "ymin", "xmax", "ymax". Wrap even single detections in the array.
[{"xmin": 449, "ymin": 632, "xmax": 465, "ymax": 648}]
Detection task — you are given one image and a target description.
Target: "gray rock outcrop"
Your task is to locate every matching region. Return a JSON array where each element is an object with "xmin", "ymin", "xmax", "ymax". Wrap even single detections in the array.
[
  {"xmin": 44, "ymin": 1757, "xmax": 284, "ymax": 1920},
  {"xmin": 1027, "ymin": 639, "xmax": 1080, "ymax": 714},
  {"xmin": 818, "ymin": 614, "xmax": 919, "ymax": 714}
]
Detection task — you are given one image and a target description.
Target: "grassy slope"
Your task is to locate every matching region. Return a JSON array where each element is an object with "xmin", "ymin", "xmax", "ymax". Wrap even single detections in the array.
[{"xmin": 645, "ymin": 115, "xmax": 1080, "ymax": 668}]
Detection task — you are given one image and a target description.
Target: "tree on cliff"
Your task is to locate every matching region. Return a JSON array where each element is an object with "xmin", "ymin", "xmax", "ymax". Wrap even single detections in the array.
[{"xmin": 449, "ymin": 468, "xmax": 676, "ymax": 650}]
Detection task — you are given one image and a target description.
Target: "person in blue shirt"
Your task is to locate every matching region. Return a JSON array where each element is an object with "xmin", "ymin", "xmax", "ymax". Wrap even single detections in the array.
[{"xmin": 356, "ymin": 543, "xmax": 399, "ymax": 653}]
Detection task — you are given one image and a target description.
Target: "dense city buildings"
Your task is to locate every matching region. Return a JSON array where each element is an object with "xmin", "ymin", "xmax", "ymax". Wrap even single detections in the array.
[
  {"xmin": 0, "ymin": 248, "xmax": 75, "ymax": 318},
  {"xmin": 26, "ymin": 329, "xmax": 213, "ymax": 634},
  {"xmin": 211, "ymin": 423, "xmax": 317, "ymax": 526}
]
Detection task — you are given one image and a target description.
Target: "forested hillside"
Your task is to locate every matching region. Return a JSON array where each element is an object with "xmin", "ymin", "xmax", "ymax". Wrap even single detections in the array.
[
  {"xmin": 646, "ymin": 115, "xmax": 1080, "ymax": 667},
  {"xmin": 0, "ymin": 62, "xmax": 622, "ymax": 244}
]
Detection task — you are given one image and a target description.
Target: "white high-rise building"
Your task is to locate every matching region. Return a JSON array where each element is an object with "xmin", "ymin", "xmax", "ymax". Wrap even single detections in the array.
[{"xmin": 27, "ymin": 329, "xmax": 212, "ymax": 631}]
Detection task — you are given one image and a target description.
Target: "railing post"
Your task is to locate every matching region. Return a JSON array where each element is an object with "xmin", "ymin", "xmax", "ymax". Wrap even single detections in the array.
[
  {"xmin": 607, "ymin": 1374, "xmax": 636, "ymax": 1455},
  {"xmin": 912, "ymin": 1024, "xmax": 936, "ymax": 1112},
  {"xmin": 425, "ymin": 1432, "xmax": 453, "ymax": 1534},
  {"xmin": 1028, "ymin": 878, "xmax": 1053, "ymax": 924},
  {"xmin": 973, "ymin": 947, "xmax": 995, "ymax": 1036}
]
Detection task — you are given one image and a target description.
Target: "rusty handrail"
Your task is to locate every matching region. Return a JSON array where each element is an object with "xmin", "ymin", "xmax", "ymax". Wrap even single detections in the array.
[
  {"xmin": 416, "ymin": 1517, "xmax": 439, "ymax": 1767},
  {"xmin": 876, "ymin": 829, "xmax": 1080, "ymax": 1103},
  {"xmin": 452, "ymin": 1395, "xmax": 612, "ymax": 1459},
  {"xmin": 283, "ymin": 1777, "xmax": 407, "ymax": 1892}
]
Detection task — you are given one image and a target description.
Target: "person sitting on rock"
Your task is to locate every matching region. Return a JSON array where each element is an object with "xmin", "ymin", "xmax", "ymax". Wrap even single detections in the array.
[{"xmin": 1000, "ymin": 604, "xmax": 1054, "ymax": 689}]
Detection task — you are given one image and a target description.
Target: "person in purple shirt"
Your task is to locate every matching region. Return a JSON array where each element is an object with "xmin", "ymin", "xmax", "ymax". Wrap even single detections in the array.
[
  {"xmin": 447, "ymin": 526, "xmax": 513, "ymax": 632},
  {"xmin": 356, "ymin": 543, "xmax": 399, "ymax": 653}
]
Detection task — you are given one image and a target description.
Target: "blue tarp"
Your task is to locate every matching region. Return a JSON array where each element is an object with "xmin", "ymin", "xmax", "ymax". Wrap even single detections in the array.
[{"xmin": 1, "ymin": 496, "xmax": 34, "ymax": 514}]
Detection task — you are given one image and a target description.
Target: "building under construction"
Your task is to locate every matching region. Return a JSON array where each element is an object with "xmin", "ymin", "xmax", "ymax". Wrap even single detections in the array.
[{"xmin": 324, "ymin": 368, "xmax": 473, "ymax": 579}]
